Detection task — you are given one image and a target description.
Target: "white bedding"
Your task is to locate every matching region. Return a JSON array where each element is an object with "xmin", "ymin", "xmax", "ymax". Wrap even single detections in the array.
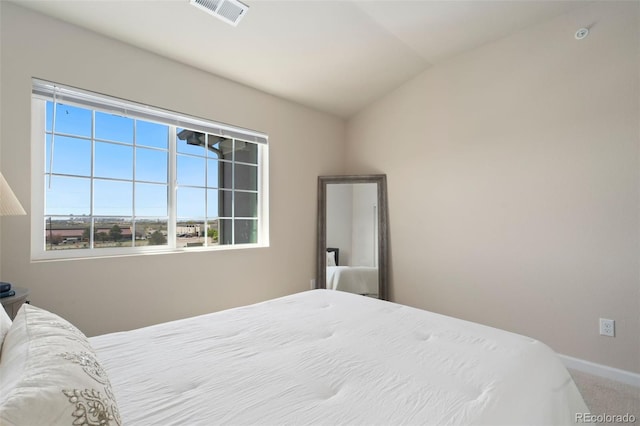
[
  {"xmin": 326, "ymin": 265, "xmax": 378, "ymax": 295},
  {"xmin": 90, "ymin": 290, "xmax": 587, "ymax": 425}
]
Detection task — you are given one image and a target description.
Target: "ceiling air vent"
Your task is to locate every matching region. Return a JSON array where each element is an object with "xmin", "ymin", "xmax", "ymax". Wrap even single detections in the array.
[{"xmin": 190, "ymin": 0, "xmax": 249, "ymax": 27}]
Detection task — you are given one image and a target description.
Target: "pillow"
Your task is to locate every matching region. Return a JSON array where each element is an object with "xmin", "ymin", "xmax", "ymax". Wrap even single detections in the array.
[
  {"xmin": 326, "ymin": 251, "xmax": 337, "ymax": 267},
  {"xmin": 0, "ymin": 304, "xmax": 121, "ymax": 426},
  {"xmin": 0, "ymin": 306, "xmax": 11, "ymax": 353}
]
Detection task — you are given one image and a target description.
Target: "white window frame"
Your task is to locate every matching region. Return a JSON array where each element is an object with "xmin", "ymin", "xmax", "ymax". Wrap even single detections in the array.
[{"xmin": 30, "ymin": 79, "xmax": 269, "ymax": 261}]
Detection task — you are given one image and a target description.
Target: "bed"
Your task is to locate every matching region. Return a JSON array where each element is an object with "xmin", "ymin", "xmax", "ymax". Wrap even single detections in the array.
[
  {"xmin": 326, "ymin": 247, "xmax": 379, "ymax": 296},
  {"xmin": 326, "ymin": 265, "xmax": 378, "ymax": 296},
  {"xmin": 0, "ymin": 289, "xmax": 588, "ymax": 425}
]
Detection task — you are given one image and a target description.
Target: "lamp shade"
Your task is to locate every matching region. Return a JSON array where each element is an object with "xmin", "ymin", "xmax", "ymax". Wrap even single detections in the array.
[{"xmin": 0, "ymin": 172, "xmax": 26, "ymax": 216}]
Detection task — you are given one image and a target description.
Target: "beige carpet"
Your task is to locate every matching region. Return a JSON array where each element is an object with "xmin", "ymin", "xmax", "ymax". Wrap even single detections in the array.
[{"xmin": 569, "ymin": 369, "xmax": 640, "ymax": 425}]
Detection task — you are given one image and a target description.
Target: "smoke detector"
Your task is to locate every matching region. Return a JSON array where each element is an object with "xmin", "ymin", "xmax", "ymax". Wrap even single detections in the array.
[
  {"xmin": 575, "ymin": 27, "xmax": 589, "ymax": 40},
  {"xmin": 190, "ymin": 0, "xmax": 249, "ymax": 27}
]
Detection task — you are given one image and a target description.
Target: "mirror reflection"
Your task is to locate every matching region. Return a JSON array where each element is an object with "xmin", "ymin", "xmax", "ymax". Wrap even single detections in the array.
[
  {"xmin": 317, "ymin": 175, "xmax": 388, "ymax": 300},
  {"xmin": 326, "ymin": 183, "xmax": 379, "ymax": 297}
]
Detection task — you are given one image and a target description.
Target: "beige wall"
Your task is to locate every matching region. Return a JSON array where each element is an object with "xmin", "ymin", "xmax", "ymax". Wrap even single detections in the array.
[
  {"xmin": 346, "ymin": 2, "xmax": 640, "ymax": 373},
  {"xmin": 326, "ymin": 184, "xmax": 353, "ymax": 265},
  {"xmin": 0, "ymin": 3, "xmax": 345, "ymax": 336}
]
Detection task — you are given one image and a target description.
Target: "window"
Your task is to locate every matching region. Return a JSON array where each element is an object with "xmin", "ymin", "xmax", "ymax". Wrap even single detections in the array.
[{"xmin": 31, "ymin": 79, "xmax": 268, "ymax": 260}]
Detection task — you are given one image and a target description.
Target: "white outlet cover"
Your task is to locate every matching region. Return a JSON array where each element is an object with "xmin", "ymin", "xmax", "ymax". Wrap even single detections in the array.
[{"xmin": 599, "ymin": 318, "xmax": 615, "ymax": 337}]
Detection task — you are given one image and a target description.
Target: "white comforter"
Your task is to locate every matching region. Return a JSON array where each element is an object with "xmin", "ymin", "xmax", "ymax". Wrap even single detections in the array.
[
  {"xmin": 90, "ymin": 290, "xmax": 587, "ymax": 425},
  {"xmin": 326, "ymin": 265, "xmax": 378, "ymax": 295}
]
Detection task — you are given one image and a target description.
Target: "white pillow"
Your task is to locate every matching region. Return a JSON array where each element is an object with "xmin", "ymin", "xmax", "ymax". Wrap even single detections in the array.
[
  {"xmin": 0, "ymin": 304, "xmax": 121, "ymax": 426},
  {"xmin": 326, "ymin": 251, "xmax": 337, "ymax": 267},
  {"xmin": 0, "ymin": 306, "xmax": 11, "ymax": 354}
]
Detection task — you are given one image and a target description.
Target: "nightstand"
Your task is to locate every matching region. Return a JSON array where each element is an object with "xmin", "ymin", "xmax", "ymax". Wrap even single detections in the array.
[{"xmin": 1, "ymin": 287, "xmax": 30, "ymax": 320}]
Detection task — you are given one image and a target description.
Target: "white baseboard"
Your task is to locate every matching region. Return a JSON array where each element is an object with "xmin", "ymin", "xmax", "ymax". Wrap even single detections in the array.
[{"xmin": 558, "ymin": 354, "xmax": 640, "ymax": 388}]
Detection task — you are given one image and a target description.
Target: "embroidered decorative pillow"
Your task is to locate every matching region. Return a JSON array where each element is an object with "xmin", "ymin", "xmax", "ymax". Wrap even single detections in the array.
[{"xmin": 0, "ymin": 304, "xmax": 120, "ymax": 426}]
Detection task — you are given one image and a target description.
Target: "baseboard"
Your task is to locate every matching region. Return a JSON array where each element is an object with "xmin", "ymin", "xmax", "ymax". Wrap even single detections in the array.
[{"xmin": 559, "ymin": 354, "xmax": 640, "ymax": 388}]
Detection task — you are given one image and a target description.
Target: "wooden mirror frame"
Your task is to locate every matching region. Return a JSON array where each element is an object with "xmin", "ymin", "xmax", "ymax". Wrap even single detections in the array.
[{"xmin": 316, "ymin": 174, "xmax": 388, "ymax": 300}]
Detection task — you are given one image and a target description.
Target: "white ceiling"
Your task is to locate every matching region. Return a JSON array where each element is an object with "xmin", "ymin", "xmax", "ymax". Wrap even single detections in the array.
[{"xmin": 13, "ymin": 0, "xmax": 585, "ymax": 118}]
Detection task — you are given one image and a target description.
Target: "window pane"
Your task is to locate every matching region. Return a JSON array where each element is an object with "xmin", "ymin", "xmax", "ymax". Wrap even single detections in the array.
[
  {"xmin": 208, "ymin": 138, "xmax": 234, "ymax": 160},
  {"xmin": 207, "ymin": 160, "xmax": 234, "ymax": 190},
  {"xmin": 177, "ymin": 187, "xmax": 205, "ymax": 218},
  {"xmin": 95, "ymin": 112, "xmax": 133, "ymax": 143},
  {"xmin": 94, "ymin": 180, "xmax": 133, "ymax": 216},
  {"xmin": 235, "ymin": 219, "xmax": 258, "ymax": 244},
  {"xmin": 49, "ymin": 103, "xmax": 92, "ymax": 137},
  {"xmin": 177, "ymin": 155, "xmax": 205, "ymax": 187},
  {"xmin": 46, "ymin": 102, "xmax": 53, "ymax": 132},
  {"xmin": 176, "ymin": 221, "xmax": 205, "ymax": 248},
  {"xmin": 47, "ymin": 135, "xmax": 91, "ymax": 177},
  {"xmin": 207, "ymin": 189, "xmax": 219, "ymax": 218},
  {"xmin": 207, "ymin": 137, "xmax": 220, "ymax": 159},
  {"xmin": 45, "ymin": 217, "xmax": 90, "ymax": 251},
  {"xmin": 206, "ymin": 220, "xmax": 220, "ymax": 246},
  {"xmin": 45, "ymin": 176, "xmax": 90, "ymax": 215},
  {"xmin": 94, "ymin": 220, "xmax": 133, "ymax": 249},
  {"xmin": 177, "ymin": 129, "xmax": 207, "ymax": 156},
  {"xmin": 207, "ymin": 159, "xmax": 219, "ymax": 188},
  {"xmin": 135, "ymin": 183, "xmax": 167, "ymax": 217},
  {"xmin": 136, "ymin": 148, "xmax": 167, "ymax": 183},
  {"xmin": 135, "ymin": 219, "xmax": 168, "ymax": 247},
  {"xmin": 220, "ymin": 190, "xmax": 232, "ymax": 217},
  {"xmin": 45, "ymin": 134, "xmax": 50, "ymax": 174},
  {"xmin": 220, "ymin": 161, "xmax": 233, "ymax": 190},
  {"xmin": 235, "ymin": 192, "xmax": 257, "ymax": 217},
  {"xmin": 235, "ymin": 164, "xmax": 257, "ymax": 191},
  {"xmin": 218, "ymin": 219, "xmax": 233, "ymax": 245},
  {"xmin": 235, "ymin": 141, "xmax": 258, "ymax": 164},
  {"xmin": 95, "ymin": 142, "xmax": 133, "ymax": 180},
  {"xmin": 137, "ymin": 121, "xmax": 168, "ymax": 149}
]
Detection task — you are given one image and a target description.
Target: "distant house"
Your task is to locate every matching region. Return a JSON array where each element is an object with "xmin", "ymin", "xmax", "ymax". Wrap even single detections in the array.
[{"xmin": 176, "ymin": 224, "xmax": 202, "ymax": 237}]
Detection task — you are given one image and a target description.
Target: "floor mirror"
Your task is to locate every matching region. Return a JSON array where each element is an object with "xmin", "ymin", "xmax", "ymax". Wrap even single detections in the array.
[{"xmin": 316, "ymin": 174, "xmax": 388, "ymax": 300}]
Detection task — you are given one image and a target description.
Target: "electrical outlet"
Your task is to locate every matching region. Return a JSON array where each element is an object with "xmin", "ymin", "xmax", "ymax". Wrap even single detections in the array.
[
  {"xmin": 599, "ymin": 318, "xmax": 615, "ymax": 337},
  {"xmin": 310, "ymin": 279, "xmax": 316, "ymax": 289}
]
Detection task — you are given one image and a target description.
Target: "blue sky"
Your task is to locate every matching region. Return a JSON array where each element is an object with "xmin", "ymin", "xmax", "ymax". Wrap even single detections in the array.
[{"xmin": 44, "ymin": 101, "xmax": 242, "ymax": 219}]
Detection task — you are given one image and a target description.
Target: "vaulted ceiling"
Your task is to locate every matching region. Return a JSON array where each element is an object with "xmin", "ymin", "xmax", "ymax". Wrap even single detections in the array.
[{"xmin": 14, "ymin": 0, "xmax": 585, "ymax": 118}]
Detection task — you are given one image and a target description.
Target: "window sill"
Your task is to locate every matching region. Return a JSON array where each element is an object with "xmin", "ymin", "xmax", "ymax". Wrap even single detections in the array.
[{"xmin": 31, "ymin": 242, "xmax": 269, "ymax": 263}]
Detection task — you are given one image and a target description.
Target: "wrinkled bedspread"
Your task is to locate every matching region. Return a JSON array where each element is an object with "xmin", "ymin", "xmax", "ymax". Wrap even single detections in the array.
[{"xmin": 90, "ymin": 289, "xmax": 588, "ymax": 425}]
